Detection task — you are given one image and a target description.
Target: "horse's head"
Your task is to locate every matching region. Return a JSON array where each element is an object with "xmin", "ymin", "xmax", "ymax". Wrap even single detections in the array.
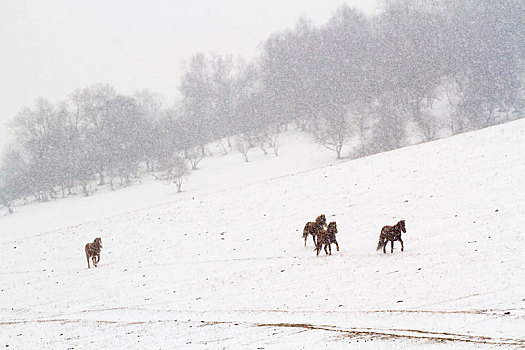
[
  {"xmin": 398, "ymin": 220, "xmax": 406, "ymax": 233},
  {"xmin": 328, "ymin": 221, "xmax": 338, "ymax": 234},
  {"xmin": 316, "ymin": 214, "xmax": 327, "ymax": 228},
  {"xmin": 94, "ymin": 237, "xmax": 103, "ymax": 248}
]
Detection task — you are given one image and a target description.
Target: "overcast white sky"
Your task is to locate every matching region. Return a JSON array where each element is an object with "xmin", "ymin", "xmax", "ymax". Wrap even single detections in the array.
[{"xmin": 0, "ymin": 0, "xmax": 378, "ymax": 151}]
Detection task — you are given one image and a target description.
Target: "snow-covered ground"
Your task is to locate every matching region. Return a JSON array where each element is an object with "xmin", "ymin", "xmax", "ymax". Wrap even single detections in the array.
[{"xmin": 1, "ymin": 122, "xmax": 524, "ymax": 349}]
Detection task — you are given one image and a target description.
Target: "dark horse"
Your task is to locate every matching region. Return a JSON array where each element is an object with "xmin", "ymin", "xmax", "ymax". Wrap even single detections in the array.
[
  {"xmin": 327, "ymin": 221, "xmax": 339, "ymax": 252},
  {"xmin": 85, "ymin": 237, "xmax": 103, "ymax": 268},
  {"xmin": 377, "ymin": 220, "xmax": 405, "ymax": 254},
  {"xmin": 303, "ymin": 214, "xmax": 327, "ymax": 247},
  {"xmin": 315, "ymin": 229, "xmax": 330, "ymax": 256},
  {"xmin": 315, "ymin": 221, "xmax": 339, "ymax": 256}
]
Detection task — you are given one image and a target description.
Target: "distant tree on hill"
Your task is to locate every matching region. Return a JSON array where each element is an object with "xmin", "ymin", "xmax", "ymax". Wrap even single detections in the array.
[
  {"xmin": 0, "ymin": 148, "xmax": 33, "ymax": 209},
  {"xmin": 209, "ymin": 54, "xmax": 237, "ymax": 141},
  {"xmin": 367, "ymin": 93, "xmax": 408, "ymax": 153},
  {"xmin": 235, "ymin": 137, "xmax": 252, "ymax": 162},
  {"xmin": 103, "ymin": 95, "xmax": 148, "ymax": 187},
  {"xmin": 133, "ymin": 89, "xmax": 167, "ymax": 171},
  {"xmin": 180, "ymin": 53, "xmax": 214, "ymax": 155},
  {"xmin": 266, "ymin": 123, "xmax": 281, "ymax": 156},
  {"xmin": 0, "ymin": 183, "xmax": 13, "ymax": 214},
  {"xmin": 10, "ymin": 99, "xmax": 63, "ymax": 201},
  {"xmin": 184, "ymin": 147, "xmax": 204, "ymax": 171},
  {"xmin": 69, "ymin": 83, "xmax": 117, "ymax": 186},
  {"xmin": 158, "ymin": 154, "xmax": 189, "ymax": 192},
  {"xmin": 311, "ymin": 104, "xmax": 353, "ymax": 159}
]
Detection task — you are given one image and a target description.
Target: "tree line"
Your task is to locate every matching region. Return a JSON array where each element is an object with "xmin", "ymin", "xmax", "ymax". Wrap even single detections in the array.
[{"xmin": 1, "ymin": 0, "xmax": 524, "ymax": 213}]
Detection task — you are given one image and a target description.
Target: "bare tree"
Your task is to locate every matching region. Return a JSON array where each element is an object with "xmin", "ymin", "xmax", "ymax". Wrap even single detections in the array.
[
  {"xmin": 235, "ymin": 137, "xmax": 252, "ymax": 162},
  {"xmin": 69, "ymin": 83, "xmax": 116, "ymax": 186},
  {"xmin": 103, "ymin": 95, "xmax": 148, "ymax": 187},
  {"xmin": 312, "ymin": 104, "xmax": 353, "ymax": 159},
  {"xmin": 133, "ymin": 89, "xmax": 166, "ymax": 171},
  {"xmin": 410, "ymin": 98, "xmax": 442, "ymax": 142},
  {"xmin": 184, "ymin": 147, "xmax": 204, "ymax": 171},
  {"xmin": 266, "ymin": 123, "xmax": 281, "ymax": 156},
  {"xmin": 367, "ymin": 95, "xmax": 408, "ymax": 153},
  {"xmin": 158, "ymin": 155, "xmax": 189, "ymax": 192},
  {"xmin": 0, "ymin": 177, "xmax": 14, "ymax": 214},
  {"xmin": 180, "ymin": 53, "xmax": 214, "ymax": 155}
]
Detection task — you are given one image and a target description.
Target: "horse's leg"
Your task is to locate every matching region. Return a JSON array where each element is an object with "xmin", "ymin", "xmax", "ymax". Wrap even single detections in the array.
[
  {"xmin": 391, "ymin": 240, "xmax": 394, "ymax": 253},
  {"xmin": 399, "ymin": 238, "xmax": 404, "ymax": 252},
  {"xmin": 383, "ymin": 241, "xmax": 387, "ymax": 254},
  {"xmin": 304, "ymin": 235, "xmax": 307, "ymax": 247},
  {"xmin": 93, "ymin": 256, "xmax": 97, "ymax": 267},
  {"xmin": 87, "ymin": 254, "xmax": 90, "ymax": 268},
  {"xmin": 324, "ymin": 244, "xmax": 328, "ymax": 255},
  {"xmin": 313, "ymin": 234, "xmax": 316, "ymax": 246},
  {"xmin": 335, "ymin": 240, "xmax": 339, "ymax": 252},
  {"xmin": 328, "ymin": 243, "xmax": 332, "ymax": 256}
]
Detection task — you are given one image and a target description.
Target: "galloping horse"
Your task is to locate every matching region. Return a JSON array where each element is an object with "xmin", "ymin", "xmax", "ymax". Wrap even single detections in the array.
[
  {"xmin": 315, "ymin": 229, "xmax": 331, "ymax": 256},
  {"xmin": 377, "ymin": 220, "xmax": 405, "ymax": 254},
  {"xmin": 315, "ymin": 221, "xmax": 339, "ymax": 256},
  {"xmin": 303, "ymin": 214, "xmax": 327, "ymax": 247},
  {"xmin": 327, "ymin": 221, "xmax": 339, "ymax": 252},
  {"xmin": 85, "ymin": 237, "xmax": 103, "ymax": 268}
]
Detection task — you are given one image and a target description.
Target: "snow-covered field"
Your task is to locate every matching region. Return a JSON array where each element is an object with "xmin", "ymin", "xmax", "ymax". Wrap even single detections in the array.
[{"xmin": 1, "ymin": 122, "xmax": 524, "ymax": 349}]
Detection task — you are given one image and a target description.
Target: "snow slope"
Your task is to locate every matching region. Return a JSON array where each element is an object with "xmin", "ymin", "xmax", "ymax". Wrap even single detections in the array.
[{"xmin": 1, "ymin": 122, "xmax": 524, "ymax": 349}]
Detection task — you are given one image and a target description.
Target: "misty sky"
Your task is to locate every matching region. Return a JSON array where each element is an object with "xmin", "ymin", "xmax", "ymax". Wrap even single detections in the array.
[{"xmin": 0, "ymin": 0, "xmax": 378, "ymax": 151}]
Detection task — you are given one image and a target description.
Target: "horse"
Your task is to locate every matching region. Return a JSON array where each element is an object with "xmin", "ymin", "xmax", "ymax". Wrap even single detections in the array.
[
  {"xmin": 327, "ymin": 221, "xmax": 339, "ymax": 252},
  {"xmin": 85, "ymin": 237, "xmax": 103, "ymax": 268},
  {"xmin": 315, "ymin": 229, "xmax": 331, "ymax": 256},
  {"xmin": 315, "ymin": 221, "xmax": 339, "ymax": 256},
  {"xmin": 303, "ymin": 214, "xmax": 327, "ymax": 247},
  {"xmin": 377, "ymin": 220, "xmax": 405, "ymax": 253}
]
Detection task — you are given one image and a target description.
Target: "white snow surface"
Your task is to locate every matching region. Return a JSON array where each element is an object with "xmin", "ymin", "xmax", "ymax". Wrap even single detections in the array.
[{"xmin": 1, "ymin": 122, "xmax": 524, "ymax": 349}]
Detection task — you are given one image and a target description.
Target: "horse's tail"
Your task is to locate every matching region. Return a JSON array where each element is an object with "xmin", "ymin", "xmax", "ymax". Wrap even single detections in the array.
[{"xmin": 376, "ymin": 240, "xmax": 384, "ymax": 251}]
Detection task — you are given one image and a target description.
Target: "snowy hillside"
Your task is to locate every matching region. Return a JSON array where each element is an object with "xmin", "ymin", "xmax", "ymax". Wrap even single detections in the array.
[{"xmin": 1, "ymin": 120, "xmax": 524, "ymax": 349}]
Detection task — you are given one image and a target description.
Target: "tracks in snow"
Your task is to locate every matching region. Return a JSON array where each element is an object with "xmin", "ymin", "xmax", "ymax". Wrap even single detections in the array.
[
  {"xmin": 3, "ymin": 305, "xmax": 525, "ymax": 347},
  {"xmin": 2, "ymin": 316, "xmax": 524, "ymax": 347}
]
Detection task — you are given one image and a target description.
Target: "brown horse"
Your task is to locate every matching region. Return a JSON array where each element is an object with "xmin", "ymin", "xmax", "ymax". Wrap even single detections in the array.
[
  {"xmin": 315, "ymin": 229, "xmax": 331, "ymax": 256},
  {"xmin": 85, "ymin": 237, "xmax": 103, "ymax": 268},
  {"xmin": 303, "ymin": 214, "xmax": 327, "ymax": 246},
  {"xmin": 315, "ymin": 221, "xmax": 339, "ymax": 256},
  {"xmin": 327, "ymin": 221, "xmax": 339, "ymax": 252},
  {"xmin": 377, "ymin": 220, "xmax": 405, "ymax": 253}
]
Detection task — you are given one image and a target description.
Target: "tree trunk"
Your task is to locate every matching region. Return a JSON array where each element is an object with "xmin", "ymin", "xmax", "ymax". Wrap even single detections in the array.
[{"xmin": 99, "ymin": 168, "xmax": 105, "ymax": 186}]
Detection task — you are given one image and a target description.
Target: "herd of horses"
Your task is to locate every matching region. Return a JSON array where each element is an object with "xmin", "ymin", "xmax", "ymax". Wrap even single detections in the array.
[
  {"xmin": 84, "ymin": 216, "xmax": 405, "ymax": 268},
  {"xmin": 303, "ymin": 214, "xmax": 406, "ymax": 256}
]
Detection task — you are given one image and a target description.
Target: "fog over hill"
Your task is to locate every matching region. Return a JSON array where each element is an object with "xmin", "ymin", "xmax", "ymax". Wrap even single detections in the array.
[{"xmin": 1, "ymin": 0, "xmax": 524, "ymax": 213}]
